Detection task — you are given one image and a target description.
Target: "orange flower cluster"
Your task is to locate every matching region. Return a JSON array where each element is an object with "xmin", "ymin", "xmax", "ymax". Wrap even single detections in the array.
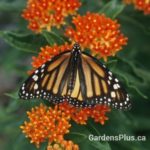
[
  {"xmin": 47, "ymin": 139, "xmax": 79, "ymax": 150},
  {"xmin": 20, "ymin": 104, "xmax": 71, "ymax": 148},
  {"xmin": 59, "ymin": 102, "xmax": 110, "ymax": 125},
  {"xmin": 124, "ymin": 0, "xmax": 150, "ymax": 14},
  {"xmin": 65, "ymin": 12, "xmax": 128, "ymax": 61},
  {"xmin": 32, "ymin": 44, "xmax": 72, "ymax": 68},
  {"xmin": 20, "ymin": 102, "xmax": 110, "ymax": 148},
  {"xmin": 22, "ymin": 0, "xmax": 81, "ymax": 32}
]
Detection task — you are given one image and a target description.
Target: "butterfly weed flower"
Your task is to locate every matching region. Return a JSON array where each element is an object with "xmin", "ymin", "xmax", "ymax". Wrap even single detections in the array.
[
  {"xmin": 58, "ymin": 102, "xmax": 110, "ymax": 125},
  {"xmin": 22, "ymin": 0, "xmax": 81, "ymax": 32},
  {"xmin": 133, "ymin": 0, "xmax": 150, "ymax": 15},
  {"xmin": 65, "ymin": 12, "xmax": 128, "ymax": 61},
  {"xmin": 20, "ymin": 103, "xmax": 72, "ymax": 148},
  {"xmin": 20, "ymin": 102, "xmax": 110, "ymax": 148},
  {"xmin": 47, "ymin": 140, "xmax": 79, "ymax": 150},
  {"xmin": 124, "ymin": 0, "xmax": 150, "ymax": 14}
]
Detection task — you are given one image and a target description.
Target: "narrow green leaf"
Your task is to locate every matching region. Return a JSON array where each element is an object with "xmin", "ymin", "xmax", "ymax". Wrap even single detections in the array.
[
  {"xmin": 69, "ymin": 132, "xmax": 87, "ymax": 139},
  {"xmin": 68, "ymin": 130, "xmax": 111, "ymax": 150},
  {"xmin": 99, "ymin": 0, "xmax": 125, "ymax": 19},
  {"xmin": 106, "ymin": 59, "xmax": 118, "ymax": 66},
  {"xmin": 116, "ymin": 56, "xmax": 143, "ymax": 81},
  {"xmin": 107, "ymin": 56, "xmax": 148, "ymax": 99},
  {"xmin": 5, "ymin": 92, "xmax": 18, "ymax": 100},
  {"xmin": 120, "ymin": 15, "xmax": 150, "ymax": 36},
  {"xmin": 0, "ymin": 31, "xmax": 47, "ymax": 54},
  {"xmin": 87, "ymin": 120, "xmax": 101, "ymax": 135},
  {"xmin": 89, "ymin": 141, "xmax": 111, "ymax": 150},
  {"xmin": 42, "ymin": 31, "xmax": 65, "ymax": 45},
  {"xmin": 42, "ymin": 31, "xmax": 55, "ymax": 45},
  {"xmin": 117, "ymin": 73, "xmax": 148, "ymax": 99}
]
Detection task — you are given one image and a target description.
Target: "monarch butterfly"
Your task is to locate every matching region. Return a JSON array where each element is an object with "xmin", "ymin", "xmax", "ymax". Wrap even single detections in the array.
[{"xmin": 19, "ymin": 43, "xmax": 131, "ymax": 110}]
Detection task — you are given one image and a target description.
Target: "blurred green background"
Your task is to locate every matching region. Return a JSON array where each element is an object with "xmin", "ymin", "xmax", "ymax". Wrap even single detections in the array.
[{"xmin": 0, "ymin": 0, "xmax": 150, "ymax": 149}]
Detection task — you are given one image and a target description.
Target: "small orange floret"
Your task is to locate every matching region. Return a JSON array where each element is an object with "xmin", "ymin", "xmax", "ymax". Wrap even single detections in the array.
[
  {"xmin": 65, "ymin": 12, "xmax": 128, "ymax": 61},
  {"xmin": 22, "ymin": 0, "xmax": 81, "ymax": 32}
]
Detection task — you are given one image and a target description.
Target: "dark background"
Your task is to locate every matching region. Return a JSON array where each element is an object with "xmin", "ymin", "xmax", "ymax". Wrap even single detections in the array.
[{"xmin": 0, "ymin": 0, "xmax": 150, "ymax": 149}]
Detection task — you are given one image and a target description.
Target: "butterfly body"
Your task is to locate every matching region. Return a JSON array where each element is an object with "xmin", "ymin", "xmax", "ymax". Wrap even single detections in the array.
[{"xmin": 19, "ymin": 43, "xmax": 131, "ymax": 110}]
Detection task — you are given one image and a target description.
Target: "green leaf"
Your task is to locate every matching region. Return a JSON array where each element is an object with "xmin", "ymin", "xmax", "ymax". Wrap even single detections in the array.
[
  {"xmin": 65, "ymin": 122, "xmax": 111, "ymax": 150},
  {"xmin": 0, "ymin": 31, "xmax": 47, "ymax": 54},
  {"xmin": 116, "ymin": 56, "xmax": 143, "ymax": 82},
  {"xmin": 117, "ymin": 73, "xmax": 148, "ymax": 99},
  {"xmin": 42, "ymin": 31, "xmax": 66, "ymax": 45},
  {"xmin": 99, "ymin": 0, "xmax": 125, "ymax": 19},
  {"xmin": 120, "ymin": 15, "xmax": 150, "ymax": 36},
  {"xmin": 65, "ymin": 123, "xmax": 89, "ymax": 143},
  {"xmin": 5, "ymin": 92, "xmax": 18, "ymax": 100},
  {"xmin": 107, "ymin": 57, "xmax": 148, "ymax": 99},
  {"xmin": 42, "ymin": 31, "xmax": 55, "ymax": 46},
  {"xmin": 89, "ymin": 141, "xmax": 111, "ymax": 150}
]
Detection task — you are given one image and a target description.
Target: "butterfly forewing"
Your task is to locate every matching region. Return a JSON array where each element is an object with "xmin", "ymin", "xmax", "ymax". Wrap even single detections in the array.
[{"xmin": 19, "ymin": 52, "xmax": 71, "ymax": 104}]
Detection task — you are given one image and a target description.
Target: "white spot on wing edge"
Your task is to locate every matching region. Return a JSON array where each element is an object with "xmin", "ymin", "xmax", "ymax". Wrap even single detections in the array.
[
  {"xmin": 22, "ymin": 91, "xmax": 25, "ymax": 94},
  {"xmin": 36, "ymin": 91, "xmax": 40, "ymax": 94},
  {"xmin": 32, "ymin": 75, "xmax": 38, "ymax": 81},
  {"xmin": 113, "ymin": 84, "xmax": 118, "ymax": 89},
  {"xmin": 115, "ymin": 78, "xmax": 119, "ymax": 82},
  {"xmin": 108, "ymin": 80, "xmax": 111, "ymax": 85},
  {"xmin": 41, "ymin": 64, "xmax": 45, "ymax": 68},
  {"xmin": 35, "ymin": 70, "xmax": 39, "ymax": 74},
  {"xmin": 41, "ymin": 69, "xmax": 44, "ymax": 72},
  {"xmin": 109, "ymin": 76, "xmax": 112, "ymax": 80},
  {"xmin": 108, "ymin": 98, "xmax": 111, "ymax": 102},
  {"xmin": 108, "ymin": 71, "xmax": 112, "ymax": 75},
  {"xmin": 126, "ymin": 97, "xmax": 129, "ymax": 101}
]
